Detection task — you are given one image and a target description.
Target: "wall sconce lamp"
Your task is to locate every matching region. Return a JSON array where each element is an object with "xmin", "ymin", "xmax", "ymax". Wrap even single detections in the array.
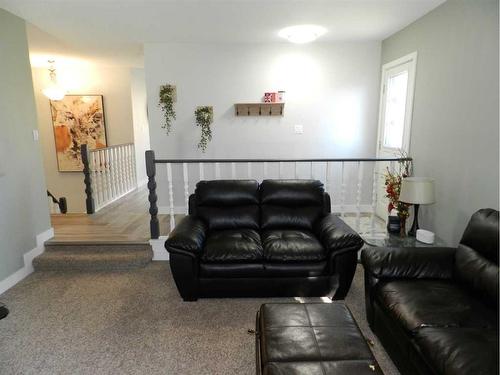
[{"xmin": 42, "ymin": 60, "xmax": 65, "ymax": 101}]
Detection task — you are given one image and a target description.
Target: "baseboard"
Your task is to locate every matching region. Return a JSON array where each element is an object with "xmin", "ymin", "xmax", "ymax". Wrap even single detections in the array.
[
  {"xmin": 149, "ymin": 236, "xmax": 169, "ymax": 261},
  {"xmin": 0, "ymin": 227, "xmax": 54, "ymax": 295}
]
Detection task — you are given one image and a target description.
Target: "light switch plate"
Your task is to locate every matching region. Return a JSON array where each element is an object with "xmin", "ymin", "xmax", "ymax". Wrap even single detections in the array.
[
  {"xmin": 294, "ymin": 125, "xmax": 303, "ymax": 134},
  {"xmin": 32, "ymin": 129, "xmax": 39, "ymax": 141}
]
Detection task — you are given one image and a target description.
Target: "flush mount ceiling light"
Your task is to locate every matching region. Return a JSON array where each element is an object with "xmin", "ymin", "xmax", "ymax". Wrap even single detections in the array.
[
  {"xmin": 42, "ymin": 60, "xmax": 65, "ymax": 101},
  {"xmin": 278, "ymin": 24, "xmax": 327, "ymax": 44}
]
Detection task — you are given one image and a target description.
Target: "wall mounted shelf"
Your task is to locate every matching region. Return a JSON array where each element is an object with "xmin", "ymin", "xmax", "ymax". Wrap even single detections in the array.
[{"xmin": 234, "ymin": 102, "xmax": 285, "ymax": 116}]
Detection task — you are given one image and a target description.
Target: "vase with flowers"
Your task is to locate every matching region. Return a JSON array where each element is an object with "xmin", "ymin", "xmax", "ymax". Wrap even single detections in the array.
[{"xmin": 384, "ymin": 155, "xmax": 413, "ymax": 237}]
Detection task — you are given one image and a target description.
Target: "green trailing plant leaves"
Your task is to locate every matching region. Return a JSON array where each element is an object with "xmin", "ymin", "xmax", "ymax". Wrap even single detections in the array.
[
  {"xmin": 159, "ymin": 85, "xmax": 176, "ymax": 134},
  {"xmin": 195, "ymin": 106, "xmax": 213, "ymax": 152}
]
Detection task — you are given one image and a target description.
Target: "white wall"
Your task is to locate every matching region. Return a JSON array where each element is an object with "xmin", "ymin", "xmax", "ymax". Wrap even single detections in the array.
[
  {"xmin": 0, "ymin": 9, "xmax": 52, "ymax": 282},
  {"xmin": 144, "ymin": 42, "xmax": 381, "ymax": 208},
  {"xmin": 381, "ymin": 0, "xmax": 499, "ymax": 245},
  {"xmin": 130, "ymin": 68, "xmax": 151, "ymax": 186},
  {"xmin": 32, "ymin": 65, "xmax": 136, "ymax": 212}
]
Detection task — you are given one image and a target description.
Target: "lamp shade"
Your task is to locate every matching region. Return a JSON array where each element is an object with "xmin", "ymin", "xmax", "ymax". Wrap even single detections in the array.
[{"xmin": 399, "ymin": 177, "xmax": 435, "ymax": 204}]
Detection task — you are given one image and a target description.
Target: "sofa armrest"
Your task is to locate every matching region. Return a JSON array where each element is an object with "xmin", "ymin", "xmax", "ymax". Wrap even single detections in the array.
[
  {"xmin": 165, "ymin": 216, "xmax": 207, "ymax": 257},
  {"xmin": 315, "ymin": 214, "xmax": 364, "ymax": 255},
  {"xmin": 361, "ymin": 246, "xmax": 456, "ymax": 280}
]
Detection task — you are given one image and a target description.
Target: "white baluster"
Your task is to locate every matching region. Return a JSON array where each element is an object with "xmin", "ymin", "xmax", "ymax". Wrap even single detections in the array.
[
  {"xmin": 247, "ymin": 162, "xmax": 252, "ymax": 179},
  {"xmin": 183, "ymin": 163, "xmax": 189, "ymax": 215},
  {"xmin": 340, "ymin": 162, "xmax": 346, "ymax": 218},
  {"xmin": 110, "ymin": 148, "xmax": 117, "ymax": 199},
  {"xmin": 167, "ymin": 163, "xmax": 175, "ymax": 230},
  {"xmin": 215, "ymin": 162, "xmax": 221, "ymax": 179},
  {"xmin": 294, "ymin": 162, "xmax": 298, "ymax": 178},
  {"xmin": 356, "ymin": 161, "xmax": 364, "ymax": 231},
  {"xmin": 278, "ymin": 162, "xmax": 283, "ymax": 178},
  {"xmin": 103, "ymin": 149, "xmax": 110, "ymax": 202},
  {"xmin": 115, "ymin": 147, "xmax": 121, "ymax": 196},
  {"xmin": 123, "ymin": 145, "xmax": 129, "ymax": 192},
  {"xmin": 118, "ymin": 146, "xmax": 126, "ymax": 194},
  {"xmin": 263, "ymin": 162, "xmax": 268, "ymax": 179},
  {"xmin": 370, "ymin": 161, "xmax": 378, "ymax": 236},
  {"xmin": 231, "ymin": 162, "xmax": 236, "ymax": 179},
  {"xmin": 97, "ymin": 149, "xmax": 110, "ymax": 204},
  {"xmin": 199, "ymin": 163, "xmax": 205, "ymax": 181},
  {"xmin": 95, "ymin": 151, "xmax": 103, "ymax": 207},
  {"xmin": 324, "ymin": 162, "xmax": 329, "ymax": 194},
  {"xmin": 102, "ymin": 150, "xmax": 108, "ymax": 202},
  {"xmin": 131, "ymin": 144, "xmax": 137, "ymax": 188},
  {"xmin": 310, "ymin": 162, "xmax": 313, "ymax": 179}
]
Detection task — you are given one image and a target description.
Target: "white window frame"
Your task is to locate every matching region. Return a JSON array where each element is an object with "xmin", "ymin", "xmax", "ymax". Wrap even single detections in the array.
[{"xmin": 376, "ymin": 51, "xmax": 418, "ymax": 155}]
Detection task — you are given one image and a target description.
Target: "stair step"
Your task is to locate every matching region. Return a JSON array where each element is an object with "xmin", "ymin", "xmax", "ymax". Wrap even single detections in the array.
[
  {"xmin": 44, "ymin": 240, "xmax": 151, "ymax": 254},
  {"xmin": 34, "ymin": 241, "xmax": 153, "ymax": 271}
]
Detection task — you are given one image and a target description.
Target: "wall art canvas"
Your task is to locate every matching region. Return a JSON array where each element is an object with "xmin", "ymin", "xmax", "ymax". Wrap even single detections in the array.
[{"xmin": 50, "ymin": 95, "xmax": 107, "ymax": 172}]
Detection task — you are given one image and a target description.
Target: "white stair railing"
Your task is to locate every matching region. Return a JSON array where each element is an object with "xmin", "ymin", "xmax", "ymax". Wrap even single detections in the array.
[
  {"xmin": 145, "ymin": 152, "xmax": 412, "ymax": 239},
  {"xmin": 81, "ymin": 143, "xmax": 137, "ymax": 213}
]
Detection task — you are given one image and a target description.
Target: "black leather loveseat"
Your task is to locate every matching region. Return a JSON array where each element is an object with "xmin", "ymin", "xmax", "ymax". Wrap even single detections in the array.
[
  {"xmin": 362, "ymin": 208, "xmax": 499, "ymax": 375},
  {"xmin": 165, "ymin": 179, "xmax": 363, "ymax": 301}
]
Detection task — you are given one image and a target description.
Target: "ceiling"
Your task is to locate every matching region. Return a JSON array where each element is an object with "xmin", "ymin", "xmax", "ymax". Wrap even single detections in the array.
[{"xmin": 0, "ymin": 0, "xmax": 446, "ymax": 67}]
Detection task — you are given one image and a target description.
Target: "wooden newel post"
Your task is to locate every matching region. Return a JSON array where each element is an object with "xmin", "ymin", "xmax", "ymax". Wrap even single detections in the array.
[
  {"xmin": 146, "ymin": 150, "xmax": 160, "ymax": 239},
  {"xmin": 81, "ymin": 144, "xmax": 95, "ymax": 214}
]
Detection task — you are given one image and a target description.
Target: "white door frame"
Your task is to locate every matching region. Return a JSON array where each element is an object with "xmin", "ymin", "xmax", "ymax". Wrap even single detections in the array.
[{"xmin": 376, "ymin": 51, "xmax": 418, "ymax": 156}]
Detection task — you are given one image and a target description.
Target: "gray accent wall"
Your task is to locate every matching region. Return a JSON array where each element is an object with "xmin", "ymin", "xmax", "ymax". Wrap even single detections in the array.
[
  {"xmin": 382, "ymin": 0, "xmax": 499, "ymax": 245},
  {"xmin": 0, "ymin": 9, "xmax": 51, "ymax": 280}
]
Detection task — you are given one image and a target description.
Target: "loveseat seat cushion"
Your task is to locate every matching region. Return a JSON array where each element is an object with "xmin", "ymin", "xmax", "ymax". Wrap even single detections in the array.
[
  {"xmin": 375, "ymin": 280, "xmax": 497, "ymax": 333},
  {"xmin": 414, "ymin": 327, "xmax": 499, "ymax": 375},
  {"xmin": 260, "ymin": 180, "xmax": 325, "ymax": 230},
  {"xmin": 195, "ymin": 180, "xmax": 260, "ymax": 230},
  {"xmin": 202, "ymin": 229, "xmax": 263, "ymax": 263},
  {"xmin": 262, "ymin": 230, "xmax": 326, "ymax": 262}
]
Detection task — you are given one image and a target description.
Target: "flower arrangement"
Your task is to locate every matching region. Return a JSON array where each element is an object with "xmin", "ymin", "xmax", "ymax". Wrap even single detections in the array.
[
  {"xmin": 195, "ymin": 106, "xmax": 213, "ymax": 152},
  {"xmin": 159, "ymin": 84, "xmax": 176, "ymax": 134},
  {"xmin": 384, "ymin": 155, "xmax": 413, "ymax": 236}
]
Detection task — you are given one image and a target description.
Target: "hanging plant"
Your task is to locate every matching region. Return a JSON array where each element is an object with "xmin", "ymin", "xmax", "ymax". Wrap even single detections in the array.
[
  {"xmin": 158, "ymin": 84, "xmax": 176, "ymax": 134},
  {"xmin": 195, "ymin": 106, "xmax": 213, "ymax": 152}
]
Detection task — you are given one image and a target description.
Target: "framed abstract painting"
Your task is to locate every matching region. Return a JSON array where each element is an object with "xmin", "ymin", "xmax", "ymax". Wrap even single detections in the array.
[{"xmin": 50, "ymin": 95, "xmax": 107, "ymax": 172}]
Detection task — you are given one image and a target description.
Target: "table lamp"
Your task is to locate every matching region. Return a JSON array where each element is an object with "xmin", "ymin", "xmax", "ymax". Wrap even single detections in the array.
[{"xmin": 399, "ymin": 177, "xmax": 435, "ymax": 236}]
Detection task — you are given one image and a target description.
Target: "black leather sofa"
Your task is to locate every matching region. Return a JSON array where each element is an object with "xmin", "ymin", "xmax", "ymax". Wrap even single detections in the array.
[
  {"xmin": 362, "ymin": 208, "xmax": 499, "ymax": 375},
  {"xmin": 165, "ymin": 179, "xmax": 363, "ymax": 301}
]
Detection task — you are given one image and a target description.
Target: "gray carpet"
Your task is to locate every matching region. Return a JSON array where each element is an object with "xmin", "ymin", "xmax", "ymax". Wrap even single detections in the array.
[{"xmin": 0, "ymin": 263, "xmax": 399, "ymax": 375}]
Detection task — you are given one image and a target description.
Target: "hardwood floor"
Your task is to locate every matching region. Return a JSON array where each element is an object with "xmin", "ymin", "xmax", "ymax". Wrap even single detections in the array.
[{"xmin": 50, "ymin": 187, "xmax": 181, "ymax": 243}]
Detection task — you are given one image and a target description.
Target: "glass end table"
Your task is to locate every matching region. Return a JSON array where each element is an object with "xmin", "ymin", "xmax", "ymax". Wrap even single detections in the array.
[{"xmin": 361, "ymin": 232, "xmax": 447, "ymax": 248}]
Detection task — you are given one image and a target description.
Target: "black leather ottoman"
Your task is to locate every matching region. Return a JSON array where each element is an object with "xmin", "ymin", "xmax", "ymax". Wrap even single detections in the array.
[{"xmin": 256, "ymin": 303, "xmax": 383, "ymax": 375}]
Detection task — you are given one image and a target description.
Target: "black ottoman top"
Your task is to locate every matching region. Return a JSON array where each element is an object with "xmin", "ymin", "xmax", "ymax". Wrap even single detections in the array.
[{"xmin": 257, "ymin": 302, "xmax": 382, "ymax": 375}]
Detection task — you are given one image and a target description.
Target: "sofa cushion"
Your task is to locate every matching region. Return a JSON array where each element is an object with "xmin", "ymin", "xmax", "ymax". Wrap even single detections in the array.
[
  {"xmin": 202, "ymin": 229, "xmax": 263, "ymax": 263},
  {"xmin": 262, "ymin": 230, "xmax": 326, "ymax": 262},
  {"xmin": 195, "ymin": 180, "xmax": 260, "ymax": 230},
  {"xmin": 260, "ymin": 180, "xmax": 325, "ymax": 230},
  {"xmin": 459, "ymin": 208, "xmax": 499, "ymax": 265},
  {"xmin": 454, "ymin": 208, "xmax": 499, "ymax": 308},
  {"xmin": 414, "ymin": 327, "xmax": 499, "ymax": 375},
  {"xmin": 454, "ymin": 245, "xmax": 499, "ymax": 308},
  {"xmin": 375, "ymin": 280, "xmax": 497, "ymax": 333}
]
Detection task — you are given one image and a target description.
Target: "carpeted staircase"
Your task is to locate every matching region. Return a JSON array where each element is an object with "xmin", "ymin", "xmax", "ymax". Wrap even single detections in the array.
[{"xmin": 33, "ymin": 240, "xmax": 153, "ymax": 271}]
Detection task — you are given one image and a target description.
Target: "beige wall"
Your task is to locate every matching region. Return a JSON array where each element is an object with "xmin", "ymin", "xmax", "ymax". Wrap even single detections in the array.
[
  {"xmin": 381, "ymin": 0, "xmax": 499, "ymax": 245},
  {"xmin": 130, "ymin": 68, "xmax": 151, "ymax": 186},
  {"xmin": 0, "ymin": 9, "xmax": 51, "ymax": 281},
  {"xmin": 32, "ymin": 65, "xmax": 135, "ymax": 212}
]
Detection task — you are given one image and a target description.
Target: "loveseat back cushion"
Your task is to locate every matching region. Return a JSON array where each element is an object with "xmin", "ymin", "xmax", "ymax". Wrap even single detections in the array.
[
  {"xmin": 195, "ymin": 180, "xmax": 260, "ymax": 230},
  {"xmin": 260, "ymin": 180, "xmax": 325, "ymax": 230},
  {"xmin": 455, "ymin": 209, "xmax": 499, "ymax": 308}
]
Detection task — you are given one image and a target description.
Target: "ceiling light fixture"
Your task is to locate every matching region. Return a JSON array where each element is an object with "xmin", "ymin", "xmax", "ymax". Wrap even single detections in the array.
[
  {"xmin": 278, "ymin": 25, "xmax": 327, "ymax": 44},
  {"xmin": 42, "ymin": 60, "xmax": 65, "ymax": 101}
]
